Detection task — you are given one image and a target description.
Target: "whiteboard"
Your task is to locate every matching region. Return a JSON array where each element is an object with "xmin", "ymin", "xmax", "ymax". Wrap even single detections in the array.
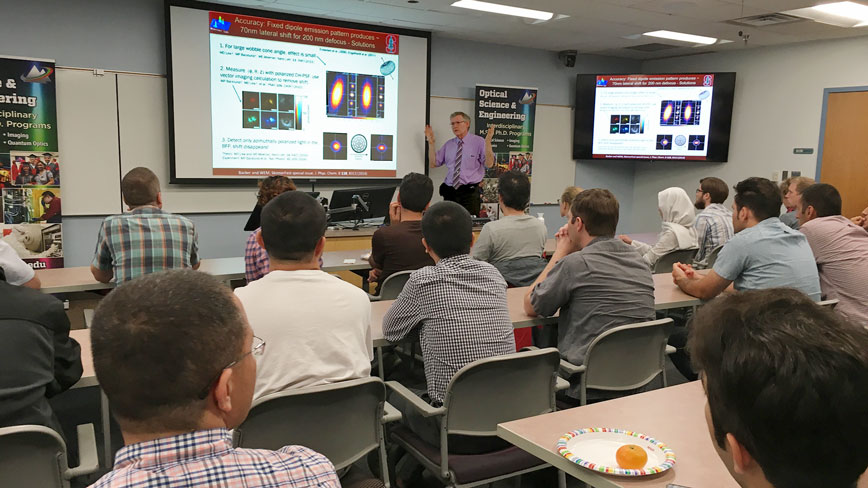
[
  {"xmin": 56, "ymin": 69, "xmax": 122, "ymax": 215},
  {"xmin": 56, "ymin": 71, "xmax": 575, "ymax": 215}
]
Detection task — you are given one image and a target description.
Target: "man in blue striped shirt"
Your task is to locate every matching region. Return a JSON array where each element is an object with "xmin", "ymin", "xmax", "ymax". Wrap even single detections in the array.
[{"xmin": 90, "ymin": 167, "xmax": 199, "ymax": 283}]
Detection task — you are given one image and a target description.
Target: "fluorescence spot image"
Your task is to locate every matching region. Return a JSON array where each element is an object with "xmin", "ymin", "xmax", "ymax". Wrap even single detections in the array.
[
  {"xmin": 242, "ymin": 91, "xmax": 259, "ymax": 110},
  {"xmin": 279, "ymin": 112, "xmax": 294, "ymax": 130},
  {"xmin": 656, "ymin": 134, "xmax": 673, "ymax": 150},
  {"xmin": 688, "ymin": 135, "xmax": 706, "ymax": 150},
  {"xmin": 619, "ymin": 125, "xmax": 630, "ymax": 134},
  {"xmin": 681, "ymin": 101, "xmax": 695, "ymax": 125},
  {"xmin": 323, "ymin": 132, "xmax": 348, "ymax": 160},
  {"xmin": 620, "ymin": 115, "xmax": 630, "ymax": 124},
  {"xmin": 278, "ymin": 94, "xmax": 295, "ymax": 112},
  {"xmin": 326, "ymin": 71, "xmax": 385, "ymax": 119},
  {"xmin": 629, "ymin": 124, "xmax": 640, "ymax": 134},
  {"xmin": 261, "ymin": 93, "xmax": 277, "ymax": 111},
  {"xmin": 660, "ymin": 101, "xmax": 676, "ymax": 126},
  {"xmin": 327, "ymin": 72, "xmax": 348, "ymax": 117},
  {"xmin": 610, "ymin": 114, "xmax": 621, "ymax": 124},
  {"xmin": 371, "ymin": 134, "xmax": 393, "ymax": 161},
  {"xmin": 610, "ymin": 124, "xmax": 619, "ymax": 134},
  {"xmin": 242, "ymin": 110, "xmax": 260, "ymax": 129},
  {"xmin": 608, "ymin": 114, "xmax": 642, "ymax": 135},
  {"xmin": 261, "ymin": 112, "xmax": 277, "ymax": 129}
]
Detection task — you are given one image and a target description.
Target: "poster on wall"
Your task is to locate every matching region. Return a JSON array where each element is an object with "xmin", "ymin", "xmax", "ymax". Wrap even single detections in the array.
[
  {"xmin": 0, "ymin": 55, "xmax": 63, "ymax": 269},
  {"xmin": 474, "ymin": 84, "xmax": 537, "ymax": 220}
]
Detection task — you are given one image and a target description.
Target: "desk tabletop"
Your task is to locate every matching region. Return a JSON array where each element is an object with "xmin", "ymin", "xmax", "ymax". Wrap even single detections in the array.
[{"xmin": 498, "ymin": 382, "xmax": 735, "ymax": 488}]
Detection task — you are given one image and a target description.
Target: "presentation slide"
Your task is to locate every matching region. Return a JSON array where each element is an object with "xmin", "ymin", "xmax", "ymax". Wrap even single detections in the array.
[
  {"xmin": 592, "ymin": 74, "xmax": 716, "ymax": 160},
  {"xmin": 167, "ymin": 3, "xmax": 429, "ymax": 183}
]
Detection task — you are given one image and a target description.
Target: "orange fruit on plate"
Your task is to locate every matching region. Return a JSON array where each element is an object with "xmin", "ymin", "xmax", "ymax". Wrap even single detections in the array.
[{"xmin": 615, "ymin": 444, "xmax": 648, "ymax": 469}]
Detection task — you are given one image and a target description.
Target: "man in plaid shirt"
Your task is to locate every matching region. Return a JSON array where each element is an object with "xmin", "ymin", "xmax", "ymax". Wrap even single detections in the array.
[
  {"xmin": 90, "ymin": 167, "xmax": 199, "ymax": 283},
  {"xmin": 88, "ymin": 269, "xmax": 339, "ymax": 488},
  {"xmin": 383, "ymin": 201, "xmax": 514, "ymax": 444}
]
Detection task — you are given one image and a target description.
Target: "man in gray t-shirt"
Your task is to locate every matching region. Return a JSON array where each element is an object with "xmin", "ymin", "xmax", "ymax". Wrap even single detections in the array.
[
  {"xmin": 524, "ymin": 189, "xmax": 654, "ymax": 401},
  {"xmin": 472, "ymin": 171, "xmax": 547, "ymax": 286}
]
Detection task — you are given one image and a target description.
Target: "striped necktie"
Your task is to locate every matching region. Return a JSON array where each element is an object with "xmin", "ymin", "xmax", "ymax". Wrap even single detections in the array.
[{"xmin": 453, "ymin": 138, "xmax": 463, "ymax": 189}]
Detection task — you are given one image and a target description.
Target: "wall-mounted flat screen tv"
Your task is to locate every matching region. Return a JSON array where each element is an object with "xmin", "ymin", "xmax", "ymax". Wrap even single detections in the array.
[{"xmin": 573, "ymin": 72, "xmax": 736, "ymax": 162}]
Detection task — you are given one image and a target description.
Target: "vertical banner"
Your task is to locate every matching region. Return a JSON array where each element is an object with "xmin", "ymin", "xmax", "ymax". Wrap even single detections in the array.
[
  {"xmin": 0, "ymin": 56, "xmax": 63, "ymax": 270},
  {"xmin": 474, "ymin": 84, "xmax": 537, "ymax": 220}
]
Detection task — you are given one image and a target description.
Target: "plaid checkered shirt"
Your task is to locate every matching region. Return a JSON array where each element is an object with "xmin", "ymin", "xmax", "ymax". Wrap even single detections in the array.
[
  {"xmin": 382, "ymin": 254, "xmax": 515, "ymax": 404},
  {"xmin": 92, "ymin": 206, "xmax": 199, "ymax": 283},
  {"xmin": 245, "ymin": 228, "xmax": 270, "ymax": 282},
  {"xmin": 89, "ymin": 428, "xmax": 340, "ymax": 488},
  {"xmin": 693, "ymin": 203, "xmax": 734, "ymax": 267}
]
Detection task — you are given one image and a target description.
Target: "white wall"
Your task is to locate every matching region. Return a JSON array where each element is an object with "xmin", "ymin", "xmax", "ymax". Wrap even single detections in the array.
[{"xmin": 631, "ymin": 36, "xmax": 868, "ymax": 232}]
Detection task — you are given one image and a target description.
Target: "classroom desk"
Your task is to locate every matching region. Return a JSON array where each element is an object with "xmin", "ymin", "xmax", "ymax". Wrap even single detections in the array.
[
  {"xmin": 498, "ymin": 382, "xmax": 868, "ymax": 488},
  {"xmin": 37, "ymin": 251, "xmax": 373, "ymax": 294},
  {"xmin": 497, "ymin": 382, "xmax": 735, "ymax": 488}
]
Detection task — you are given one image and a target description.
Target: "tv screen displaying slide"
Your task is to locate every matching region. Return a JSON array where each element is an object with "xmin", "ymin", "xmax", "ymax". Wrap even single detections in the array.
[
  {"xmin": 573, "ymin": 73, "xmax": 735, "ymax": 162},
  {"xmin": 166, "ymin": 0, "xmax": 430, "ymax": 183}
]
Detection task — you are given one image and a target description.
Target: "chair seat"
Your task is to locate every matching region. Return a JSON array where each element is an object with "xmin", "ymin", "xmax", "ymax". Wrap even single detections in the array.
[{"xmin": 391, "ymin": 426, "xmax": 545, "ymax": 484}]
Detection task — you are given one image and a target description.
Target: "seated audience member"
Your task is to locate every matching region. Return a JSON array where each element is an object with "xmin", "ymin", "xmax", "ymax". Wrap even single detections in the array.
[
  {"xmin": 852, "ymin": 205, "xmax": 868, "ymax": 230},
  {"xmin": 0, "ymin": 240, "xmax": 40, "ymax": 288},
  {"xmin": 90, "ymin": 270, "xmax": 339, "ymax": 487},
  {"xmin": 620, "ymin": 187, "xmax": 697, "ymax": 269},
  {"xmin": 0, "ymin": 272, "xmax": 81, "ymax": 435},
  {"xmin": 235, "ymin": 192, "xmax": 372, "ymax": 401},
  {"xmin": 525, "ymin": 189, "xmax": 654, "ymax": 401},
  {"xmin": 673, "ymin": 177, "xmax": 821, "ymax": 301},
  {"xmin": 797, "ymin": 183, "xmax": 868, "ymax": 326},
  {"xmin": 779, "ymin": 176, "xmax": 814, "ymax": 229},
  {"xmin": 689, "ymin": 288, "xmax": 868, "ymax": 488},
  {"xmin": 692, "ymin": 177, "xmax": 733, "ymax": 267},
  {"xmin": 559, "ymin": 186, "xmax": 583, "ymax": 218},
  {"xmin": 472, "ymin": 171, "xmax": 547, "ymax": 286},
  {"xmin": 91, "ymin": 167, "xmax": 199, "ymax": 283},
  {"xmin": 244, "ymin": 176, "xmax": 297, "ymax": 283},
  {"xmin": 383, "ymin": 201, "xmax": 514, "ymax": 443},
  {"xmin": 368, "ymin": 172, "xmax": 434, "ymax": 290}
]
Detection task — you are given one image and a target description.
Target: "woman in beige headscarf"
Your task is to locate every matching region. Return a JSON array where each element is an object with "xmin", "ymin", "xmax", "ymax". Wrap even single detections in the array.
[{"xmin": 620, "ymin": 187, "xmax": 698, "ymax": 268}]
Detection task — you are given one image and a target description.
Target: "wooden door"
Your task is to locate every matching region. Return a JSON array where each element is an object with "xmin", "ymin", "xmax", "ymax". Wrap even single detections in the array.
[{"xmin": 820, "ymin": 91, "xmax": 868, "ymax": 218}]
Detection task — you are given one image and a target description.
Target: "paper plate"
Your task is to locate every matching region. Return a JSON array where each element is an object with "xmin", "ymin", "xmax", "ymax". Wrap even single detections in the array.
[{"xmin": 556, "ymin": 428, "xmax": 676, "ymax": 476}]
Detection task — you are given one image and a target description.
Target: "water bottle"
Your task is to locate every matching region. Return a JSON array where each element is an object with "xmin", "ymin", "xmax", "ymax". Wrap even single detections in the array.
[{"xmin": 537, "ymin": 212, "xmax": 545, "ymax": 226}]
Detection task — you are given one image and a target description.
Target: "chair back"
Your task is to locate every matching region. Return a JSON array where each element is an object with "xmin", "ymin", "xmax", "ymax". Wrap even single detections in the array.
[
  {"xmin": 653, "ymin": 248, "xmax": 698, "ymax": 273},
  {"xmin": 443, "ymin": 348, "xmax": 559, "ymax": 436},
  {"xmin": 583, "ymin": 318, "xmax": 674, "ymax": 391},
  {"xmin": 0, "ymin": 425, "xmax": 68, "ymax": 488},
  {"xmin": 378, "ymin": 270, "xmax": 413, "ymax": 300},
  {"xmin": 817, "ymin": 299, "xmax": 839, "ymax": 309},
  {"xmin": 236, "ymin": 377, "xmax": 385, "ymax": 470},
  {"xmin": 705, "ymin": 245, "xmax": 724, "ymax": 268}
]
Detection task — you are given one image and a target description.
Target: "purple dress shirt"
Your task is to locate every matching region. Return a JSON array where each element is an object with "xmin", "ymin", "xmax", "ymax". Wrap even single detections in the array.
[{"xmin": 435, "ymin": 133, "xmax": 487, "ymax": 186}]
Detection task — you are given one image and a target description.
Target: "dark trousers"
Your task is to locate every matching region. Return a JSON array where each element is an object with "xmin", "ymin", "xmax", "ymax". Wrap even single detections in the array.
[{"xmin": 439, "ymin": 182, "xmax": 481, "ymax": 217}]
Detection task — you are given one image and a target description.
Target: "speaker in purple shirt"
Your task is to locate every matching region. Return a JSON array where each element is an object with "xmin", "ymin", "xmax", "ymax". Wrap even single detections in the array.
[{"xmin": 424, "ymin": 111, "xmax": 495, "ymax": 216}]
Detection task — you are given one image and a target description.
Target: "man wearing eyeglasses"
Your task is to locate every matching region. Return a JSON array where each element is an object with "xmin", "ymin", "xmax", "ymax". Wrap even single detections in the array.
[
  {"xmin": 425, "ymin": 112, "xmax": 495, "ymax": 216},
  {"xmin": 89, "ymin": 269, "xmax": 339, "ymax": 488}
]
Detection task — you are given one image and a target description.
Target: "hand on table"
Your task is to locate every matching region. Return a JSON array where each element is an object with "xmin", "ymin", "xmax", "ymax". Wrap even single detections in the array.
[
  {"xmin": 672, "ymin": 262, "xmax": 696, "ymax": 284},
  {"xmin": 618, "ymin": 234, "xmax": 633, "ymax": 245}
]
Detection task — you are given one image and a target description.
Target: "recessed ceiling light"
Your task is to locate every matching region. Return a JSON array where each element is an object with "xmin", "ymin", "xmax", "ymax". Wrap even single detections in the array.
[
  {"xmin": 784, "ymin": 1, "xmax": 868, "ymax": 27},
  {"xmin": 451, "ymin": 0, "xmax": 554, "ymax": 21},
  {"xmin": 643, "ymin": 30, "xmax": 718, "ymax": 45}
]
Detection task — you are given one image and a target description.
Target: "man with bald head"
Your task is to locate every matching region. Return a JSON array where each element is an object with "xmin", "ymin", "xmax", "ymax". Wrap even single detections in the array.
[{"xmin": 91, "ymin": 167, "xmax": 199, "ymax": 283}]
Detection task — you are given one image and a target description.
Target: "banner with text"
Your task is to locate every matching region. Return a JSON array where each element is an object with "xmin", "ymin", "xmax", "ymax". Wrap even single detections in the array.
[
  {"xmin": 0, "ymin": 56, "xmax": 63, "ymax": 270},
  {"xmin": 475, "ymin": 84, "xmax": 537, "ymax": 220}
]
